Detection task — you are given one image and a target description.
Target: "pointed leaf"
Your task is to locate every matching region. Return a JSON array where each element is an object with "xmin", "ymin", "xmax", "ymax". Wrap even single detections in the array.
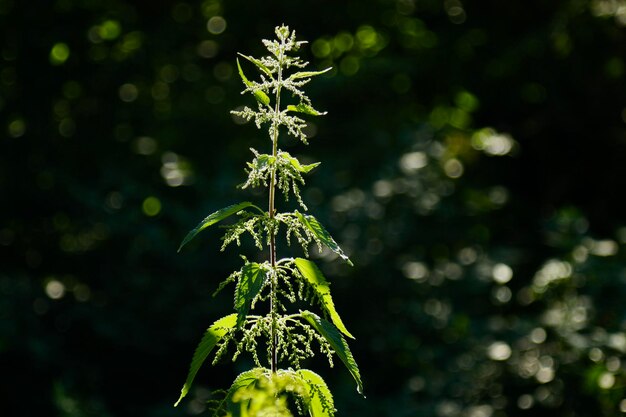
[
  {"xmin": 235, "ymin": 262, "xmax": 267, "ymax": 328},
  {"xmin": 178, "ymin": 202, "xmax": 262, "ymax": 252},
  {"xmin": 295, "ymin": 212, "xmax": 353, "ymax": 266},
  {"xmin": 238, "ymin": 53, "xmax": 273, "ymax": 77},
  {"xmin": 300, "ymin": 311, "xmax": 363, "ymax": 395},
  {"xmin": 279, "ymin": 151, "xmax": 320, "ymax": 173},
  {"xmin": 297, "ymin": 369, "xmax": 335, "ymax": 417},
  {"xmin": 287, "ymin": 103, "xmax": 327, "ymax": 116},
  {"xmin": 221, "ymin": 368, "xmax": 265, "ymax": 417},
  {"xmin": 237, "ymin": 58, "xmax": 270, "ymax": 106},
  {"xmin": 175, "ymin": 314, "xmax": 238, "ymax": 406},
  {"xmin": 288, "ymin": 67, "xmax": 332, "ymax": 80},
  {"xmin": 251, "ymin": 153, "xmax": 275, "ymax": 172},
  {"xmin": 295, "ymin": 258, "xmax": 354, "ymax": 339}
]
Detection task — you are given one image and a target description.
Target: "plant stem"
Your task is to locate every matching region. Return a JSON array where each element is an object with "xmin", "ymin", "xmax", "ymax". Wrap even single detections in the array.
[{"xmin": 268, "ymin": 45, "xmax": 284, "ymax": 375}]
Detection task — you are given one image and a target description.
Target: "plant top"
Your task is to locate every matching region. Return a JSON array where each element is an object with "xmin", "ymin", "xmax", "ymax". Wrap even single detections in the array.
[{"xmin": 174, "ymin": 25, "xmax": 363, "ymax": 417}]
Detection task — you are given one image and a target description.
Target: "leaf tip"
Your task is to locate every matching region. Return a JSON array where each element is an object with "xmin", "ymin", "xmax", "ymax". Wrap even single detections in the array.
[{"xmin": 174, "ymin": 386, "xmax": 188, "ymax": 407}]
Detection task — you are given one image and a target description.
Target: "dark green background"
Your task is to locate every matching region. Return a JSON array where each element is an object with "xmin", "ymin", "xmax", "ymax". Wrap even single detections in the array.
[{"xmin": 2, "ymin": 0, "xmax": 626, "ymax": 416}]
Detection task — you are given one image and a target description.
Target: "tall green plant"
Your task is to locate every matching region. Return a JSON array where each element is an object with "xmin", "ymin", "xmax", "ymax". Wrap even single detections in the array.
[{"xmin": 175, "ymin": 25, "xmax": 363, "ymax": 417}]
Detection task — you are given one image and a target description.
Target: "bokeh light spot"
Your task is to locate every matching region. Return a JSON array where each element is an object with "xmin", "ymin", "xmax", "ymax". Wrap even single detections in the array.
[
  {"xmin": 518, "ymin": 394, "xmax": 534, "ymax": 409},
  {"xmin": 589, "ymin": 239, "xmax": 618, "ymax": 256},
  {"xmin": 119, "ymin": 83, "xmax": 139, "ymax": 102},
  {"xmin": 312, "ymin": 39, "xmax": 331, "ymax": 58},
  {"xmin": 339, "ymin": 56, "xmax": 359, "ymax": 75},
  {"xmin": 444, "ymin": 158, "xmax": 463, "ymax": 178},
  {"xmin": 492, "ymin": 263, "xmax": 513, "ymax": 283},
  {"xmin": 399, "ymin": 151, "xmax": 428, "ymax": 174},
  {"xmin": 73, "ymin": 284, "xmax": 91, "ymax": 302},
  {"xmin": 455, "ymin": 90, "xmax": 479, "ymax": 112},
  {"xmin": 403, "ymin": 261, "xmax": 428, "ymax": 281},
  {"xmin": 134, "ymin": 136, "xmax": 157, "ymax": 155},
  {"xmin": 530, "ymin": 327, "xmax": 547, "ymax": 344},
  {"xmin": 487, "ymin": 341, "xmax": 511, "ymax": 361},
  {"xmin": 45, "ymin": 279, "xmax": 65, "ymax": 300},
  {"xmin": 213, "ymin": 62, "xmax": 233, "ymax": 81},
  {"xmin": 207, "ymin": 16, "xmax": 226, "ymax": 34},
  {"xmin": 8, "ymin": 118, "xmax": 25, "ymax": 138},
  {"xmin": 50, "ymin": 43, "xmax": 70, "ymax": 65},
  {"xmin": 100, "ymin": 20, "xmax": 121, "ymax": 40},
  {"xmin": 471, "ymin": 128, "xmax": 516, "ymax": 155},
  {"xmin": 334, "ymin": 32, "xmax": 354, "ymax": 51},
  {"xmin": 142, "ymin": 196, "xmax": 162, "ymax": 216},
  {"xmin": 62, "ymin": 81, "xmax": 82, "ymax": 99},
  {"xmin": 197, "ymin": 40, "xmax": 219, "ymax": 58},
  {"xmin": 598, "ymin": 372, "xmax": 615, "ymax": 389}
]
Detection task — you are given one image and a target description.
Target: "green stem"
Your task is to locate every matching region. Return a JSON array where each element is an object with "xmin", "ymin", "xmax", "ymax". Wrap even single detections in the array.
[{"xmin": 268, "ymin": 43, "xmax": 284, "ymax": 375}]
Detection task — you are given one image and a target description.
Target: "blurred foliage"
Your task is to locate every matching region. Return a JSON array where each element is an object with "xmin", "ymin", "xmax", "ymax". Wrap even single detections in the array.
[{"xmin": 2, "ymin": 0, "xmax": 626, "ymax": 416}]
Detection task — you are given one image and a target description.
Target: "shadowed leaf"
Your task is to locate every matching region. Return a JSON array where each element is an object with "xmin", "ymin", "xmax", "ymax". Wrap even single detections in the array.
[
  {"xmin": 238, "ymin": 53, "xmax": 273, "ymax": 77},
  {"xmin": 295, "ymin": 212, "xmax": 353, "ymax": 265},
  {"xmin": 235, "ymin": 263, "xmax": 267, "ymax": 328},
  {"xmin": 295, "ymin": 258, "xmax": 354, "ymax": 339},
  {"xmin": 175, "ymin": 314, "xmax": 238, "ymax": 406},
  {"xmin": 300, "ymin": 310, "xmax": 363, "ymax": 395},
  {"xmin": 237, "ymin": 58, "xmax": 271, "ymax": 106},
  {"xmin": 178, "ymin": 202, "xmax": 261, "ymax": 252},
  {"xmin": 297, "ymin": 369, "xmax": 335, "ymax": 417}
]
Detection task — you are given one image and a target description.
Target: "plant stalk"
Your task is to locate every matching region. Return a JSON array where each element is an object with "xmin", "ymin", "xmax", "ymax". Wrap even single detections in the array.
[{"xmin": 268, "ymin": 46, "xmax": 284, "ymax": 375}]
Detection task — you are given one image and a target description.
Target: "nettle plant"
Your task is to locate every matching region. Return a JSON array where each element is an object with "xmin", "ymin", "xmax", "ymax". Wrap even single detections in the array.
[{"xmin": 174, "ymin": 26, "xmax": 363, "ymax": 417}]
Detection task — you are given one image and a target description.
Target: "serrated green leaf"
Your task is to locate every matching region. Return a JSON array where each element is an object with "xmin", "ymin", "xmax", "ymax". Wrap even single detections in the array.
[
  {"xmin": 221, "ymin": 368, "xmax": 266, "ymax": 417},
  {"xmin": 178, "ymin": 202, "xmax": 262, "ymax": 252},
  {"xmin": 295, "ymin": 258, "xmax": 354, "ymax": 339},
  {"xmin": 252, "ymin": 153, "xmax": 275, "ymax": 172},
  {"xmin": 235, "ymin": 262, "xmax": 267, "ymax": 328},
  {"xmin": 279, "ymin": 151, "xmax": 320, "ymax": 173},
  {"xmin": 237, "ymin": 58, "xmax": 270, "ymax": 106},
  {"xmin": 175, "ymin": 314, "xmax": 238, "ymax": 406},
  {"xmin": 300, "ymin": 311, "xmax": 363, "ymax": 395},
  {"xmin": 295, "ymin": 212, "xmax": 353, "ymax": 265},
  {"xmin": 288, "ymin": 67, "xmax": 332, "ymax": 80},
  {"xmin": 286, "ymin": 103, "xmax": 327, "ymax": 116},
  {"xmin": 297, "ymin": 369, "xmax": 335, "ymax": 417},
  {"xmin": 237, "ymin": 53, "xmax": 273, "ymax": 78}
]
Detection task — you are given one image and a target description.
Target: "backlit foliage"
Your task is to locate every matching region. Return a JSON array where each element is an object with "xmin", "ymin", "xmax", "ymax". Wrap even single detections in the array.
[{"xmin": 175, "ymin": 26, "xmax": 362, "ymax": 416}]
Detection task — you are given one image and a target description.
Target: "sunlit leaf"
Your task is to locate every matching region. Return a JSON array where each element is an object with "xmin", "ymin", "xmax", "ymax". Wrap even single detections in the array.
[
  {"xmin": 235, "ymin": 263, "xmax": 267, "ymax": 328},
  {"xmin": 175, "ymin": 314, "xmax": 238, "ymax": 406},
  {"xmin": 279, "ymin": 151, "xmax": 320, "ymax": 173},
  {"xmin": 238, "ymin": 53, "xmax": 273, "ymax": 78},
  {"xmin": 295, "ymin": 212, "xmax": 353, "ymax": 265},
  {"xmin": 248, "ymin": 152, "xmax": 275, "ymax": 172},
  {"xmin": 286, "ymin": 103, "xmax": 327, "ymax": 116},
  {"xmin": 300, "ymin": 310, "xmax": 363, "ymax": 395},
  {"xmin": 220, "ymin": 368, "xmax": 266, "ymax": 417},
  {"xmin": 178, "ymin": 202, "xmax": 263, "ymax": 252},
  {"xmin": 288, "ymin": 67, "xmax": 332, "ymax": 80},
  {"xmin": 237, "ymin": 58, "xmax": 271, "ymax": 106},
  {"xmin": 297, "ymin": 369, "xmax": 335, "ymax": 417},
  {"xmin": 295, "ymin": 258, "xmax": 354, "ymax": 339}
]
